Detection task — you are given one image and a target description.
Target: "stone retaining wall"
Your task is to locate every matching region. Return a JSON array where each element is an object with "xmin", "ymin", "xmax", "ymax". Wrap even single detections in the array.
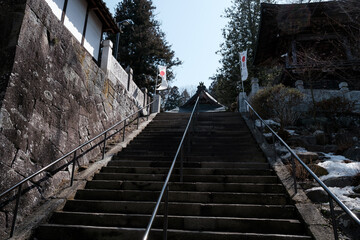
[
  {"xmin": 0, "ymin": 0, "xmax": 148, "ymax": 237},
  {"xmin": 239, "ymin": 78, "xmax": 360, "ymax": 113}
]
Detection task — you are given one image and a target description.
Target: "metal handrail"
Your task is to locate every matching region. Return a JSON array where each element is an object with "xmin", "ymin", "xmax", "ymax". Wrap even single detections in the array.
[
  {"xmin": 143, "ymin": 96, "xmax": 200, "ymax": 240},
  {"xmin": 0, "ymin": 100, "xmax": 154, "ymax": 237},
  {"xmin": 244, "ymin": 99, "xmax": 360, "ymax": 240}
]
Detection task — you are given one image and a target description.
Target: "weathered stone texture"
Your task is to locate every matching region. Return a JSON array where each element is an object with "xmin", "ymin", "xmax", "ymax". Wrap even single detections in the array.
[
  {"xmin": 0, "ymin": 0, "xmax": 27, "ymax": 106},
  {"xmin": 0, "ymin": 0, "xmax": 146, "ymax": 237}
]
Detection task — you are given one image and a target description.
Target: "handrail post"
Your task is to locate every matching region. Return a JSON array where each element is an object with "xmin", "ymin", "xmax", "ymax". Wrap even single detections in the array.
[
  {"xmin": 147, "ymin": 104, "xmax": 150, "ymax": 121},
  {"xmin": 122, "ymin": 120, "xmax": 126, "ymax": 141},
  {"xmin": 187, "ymin": 131, "xmax": 191, "ymax": 160},
  {"xmin": 10, "ymin": 184, "xmax": 22, "ymax": 237},
  {"xmin": 163, "ymin": 185, "xmax": 169, "ymax": 240},
  {"xmin": 70, "ymin": 150, "xmax": 77, "ymax": 187},
  {"xmin": 253, "ymin": 113, "xmax": 256, "ymax": 130},
  {"xmin": 272, "ymin": 134, "xmax": 277, "ymax": 160},
  {"xmin": 329, "ymin": 197, "xmax": 339, "ymax": 240},
  {"xmin": 102, "ymin": 132, "xmax": 107, "ymax": 159},
  {"xmin": 180, "ymin": 145, "xmax": 184, "ymax": 183},
  {"xmin": 137, "ymin": 111, "xmax": 140, "ymax": 129},
  {"xmin": 291, "ymin": 156, "xmax": 298, "ymax": 194}
]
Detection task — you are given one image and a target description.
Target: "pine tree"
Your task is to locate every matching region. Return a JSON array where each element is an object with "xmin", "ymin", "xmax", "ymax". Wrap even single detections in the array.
[
  {"xmin": 113, "ymin": 0, "xmax": 181, "ymax": 92},
  {"xmin": 210, "ymin": 0, "xmax": 274, "ymax": 107},
  {"xmin": 164, "ymin": 86, "xmax": 182, "ymax": 111},
  {"xmin": 180, "ymin": 89, "xmax": 190, "ymax": 106}
]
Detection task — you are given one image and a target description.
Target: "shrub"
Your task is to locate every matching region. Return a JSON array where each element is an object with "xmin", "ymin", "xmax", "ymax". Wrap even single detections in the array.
[
  {"xmin": 314, "ymin": 96, "xmax": 355, "ymax": 115},
  {"xmin": 250, "ymin": 84, "xmax": 304, "ymax": 129}
]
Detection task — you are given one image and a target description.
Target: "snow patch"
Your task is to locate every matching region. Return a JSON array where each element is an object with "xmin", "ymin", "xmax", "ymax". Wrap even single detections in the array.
[
  {"xmin": 310, "ymin": 186, "xmax": 360, "ymax": 211},
  {"xmin": 286, "ymin": 129, "xmax": 298, "ymax": 136},
  {"xmin": 255, "ymin": 119, "xmax": 280, "ymax": 128},
  {"xmin": 318, "ymin": 159, "xmax": 360, "ymax": 181}
]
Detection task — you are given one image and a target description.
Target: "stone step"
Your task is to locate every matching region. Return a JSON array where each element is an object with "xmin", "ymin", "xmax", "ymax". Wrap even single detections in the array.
[
  {"xmin": 100, "ymin": 166, "xmax": 274, "ymax": 176},
  {"xmin": 36, "ymin": 224, "xmax": 312, "ymax": 240},
  {"xmin": 106, "ymin": 160, "xmax": 270, "ymax": 169},
  {"xmin": 63, "ymin": 200, "xmax": 297, "ymax": 219},
  {"xmin": 49, "ymin": 212, "xmax": 306, "ymax": 235},
  {"xmin": 186, "ymin": 150, "xmax": 263, "ymax": 157},
  {"xmin": 85, "ymin": 181, "xmax": 284, "ymax": 193},
  {"xmin": 141, "ymin": 126, "xmax": 250, "ymax": 131},
  {"xmin": 93, "ymin": 173, "xmax": 279, "ymax": 183},
  {"xmin": 127, "ymin": 141, "xmax": 257, "ymax": 148},
  {"xmin": 137, "ymin": 132, "xmax": 253, "ymax": 138},
  {"xmin": 74, "ymin": 189, "xmax": 288, "ymax": 205},
  {"xmin": 113, "ymin": 155, "xmax": 266, "ymax": 162},
  {"xmin": 32, "ymin": 112, "xmax": 312, "ymax": 240},
  {"xmin": 121, "ymin": 145, "xmax": 260, "ymax": 153}
]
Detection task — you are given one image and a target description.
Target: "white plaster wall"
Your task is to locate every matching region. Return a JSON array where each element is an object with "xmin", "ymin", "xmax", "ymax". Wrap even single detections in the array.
[
  {"xmin": 84, "ymin": 10, "xmax": 102, "ymax": 60},
  {"xmin": 64, "ymin": 0, "xmax": 87, "ymax": 43},
  {"xmin": 107, "ymin": 55, "xmax": 146, "ymax": 108},
  {"xmin": 45, "ymin": 0, "xmax": 65, "ymax": 21}
]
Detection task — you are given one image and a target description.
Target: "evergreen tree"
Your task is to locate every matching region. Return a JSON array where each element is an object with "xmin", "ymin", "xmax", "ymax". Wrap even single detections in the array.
[
  {"xmin": 164, "ymin": 86, "xmax": 182, "ymax": 111},
  {"xmin": 180, "ymin": 89, "xmax": 190, "ymax": 106},
  {"xmin": 113, "ymin": 0, "xmax": 181, "ymax": 92},
  {"xmin": 210, "ymin": 0, "xmax": 274, "ymax": 107}
]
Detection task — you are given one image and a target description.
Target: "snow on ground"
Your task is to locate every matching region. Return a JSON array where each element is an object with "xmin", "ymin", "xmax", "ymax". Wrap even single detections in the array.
[
  {"xmin": 286, "ymin": 129, "xmax": 298, "ymax": 136},
  {"xmin": 294, "ymin": 147, "xmax": 308, "ymax": 153},
  {"xmin": 329, "ymin": 186, "xmax": 360, "ymax": 211},
  {"xmin": 263, "ymin": 133, "xmax": 273, "ymax": 138},
  {"xmin": 255, "ymin": 119, "xmax": 280, "ymax": 128},
  {"xmin": 318, "ymin": 153, "xmax": 360, "ymax": 181},
  {"xmin": 261, "ymin": 125, "xmax": 360, "ymax": 211},
  {"xmin": 304, "ymin": 153, "xmax": 360, "ymax": 211},
  {"xmin": 310, "ymin": 186, "xmax": 360, "ymax": 211},
  {"xmin": 277, "ymin": 144, "xmax": 360, "ymax": 211}
]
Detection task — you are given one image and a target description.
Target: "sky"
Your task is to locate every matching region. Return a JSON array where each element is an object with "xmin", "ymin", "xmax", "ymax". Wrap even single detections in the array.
[{"xmin": 104, "ymin": 0, "xmax": 233, "ymax": 91}]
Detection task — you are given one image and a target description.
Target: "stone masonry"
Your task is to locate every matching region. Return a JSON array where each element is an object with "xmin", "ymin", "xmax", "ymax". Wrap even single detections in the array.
[{"xmin": 0, "ymin": 0, "xmax": 149, "ymax": 237}]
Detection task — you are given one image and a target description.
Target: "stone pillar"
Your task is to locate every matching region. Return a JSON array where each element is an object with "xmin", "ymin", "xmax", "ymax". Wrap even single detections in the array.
[
  {"xmin": 295, "ymin": 80, "xmax": 304, "ymax": 90},
  {"xmin": 100, "ymin": 40, "xmax": 113, "ymax": 74},
  {"xmin": 339, "ymin": 82, "xmax": 349, "ymax": 92},
  {"xmin": 142, "ymin": 88, "xmax": 148, "ymax": 108},
  {"xmin": 238, "ymin": 92, "xmax": 247, "ymax": 113},
  {"xmin": 251, "ymin": 78, "xmax": 259, "ymax": 95},
  {"xmin": 126, "ymin": 67, "xmax": 133, "ymax": 92},
  {"xmin": 151, "ymin": 94, "xmax": 161, "ymax": 113}
]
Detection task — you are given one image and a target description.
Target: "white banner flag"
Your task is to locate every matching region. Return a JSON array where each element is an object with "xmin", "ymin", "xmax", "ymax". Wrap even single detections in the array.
[
  {"xmin": 157, "ymin": 65, "xmax": 168, "ymax": 91},
  {"xmin": 240, "ymin": 50, "xmax": 248, "ymax": 81}
]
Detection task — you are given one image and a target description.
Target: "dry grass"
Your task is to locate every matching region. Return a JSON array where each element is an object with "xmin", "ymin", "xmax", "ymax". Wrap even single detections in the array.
[{"xmin": 286, "ymin": 159, "xmax": 328, "ymax": 181}]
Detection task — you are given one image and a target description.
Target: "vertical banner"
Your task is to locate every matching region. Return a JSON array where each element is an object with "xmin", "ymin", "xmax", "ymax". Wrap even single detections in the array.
[
  {"xmin": 239, "ymin": 50, "xmax": 248, "ymax": 81},
  {"xmin": 157, "ymin": 65, "xmax": 168, "ymax": 91}
]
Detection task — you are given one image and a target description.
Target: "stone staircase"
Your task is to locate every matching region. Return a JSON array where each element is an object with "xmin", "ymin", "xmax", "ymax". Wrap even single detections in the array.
[{"xmin": 34, "ymin": 112, "xmax": 312, "ymax": 240}]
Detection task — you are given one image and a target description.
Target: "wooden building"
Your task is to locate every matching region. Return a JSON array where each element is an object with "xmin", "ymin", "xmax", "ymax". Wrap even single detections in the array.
[
  {"xmin": 45, "ymin": 0, "xmax": 119, "ymax": 61},
  {"xmin": 253, "ymin": 1, "xmax": 360, "ymax": 89}
]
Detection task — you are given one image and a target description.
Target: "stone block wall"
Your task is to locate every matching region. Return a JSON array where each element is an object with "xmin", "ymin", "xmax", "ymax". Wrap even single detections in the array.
[
  {"xmin": 0, "ymin": 0, "xmax": 149, "ymax": 237},
  {"xmin": 0, "ymin": 0, "xmax": 27, "ymax": 106}
]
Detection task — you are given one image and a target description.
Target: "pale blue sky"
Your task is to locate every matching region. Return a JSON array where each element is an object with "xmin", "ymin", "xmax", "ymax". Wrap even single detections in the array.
[{"xmin": 104, "ymin": 0, "xmax": 233, "ymax": 90}]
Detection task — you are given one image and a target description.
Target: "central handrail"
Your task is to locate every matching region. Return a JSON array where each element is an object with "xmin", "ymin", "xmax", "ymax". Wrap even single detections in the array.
[
  {"xmin": 0, "ymin": 100, "xmax": 154, "ymax": 238},
  {"xmin": 143, "ymin": 96, "xmax": 200, "ymax": 240},
  {"xmin": 244, "ymin": 99, "xmax": 360, "ymax": 240}
]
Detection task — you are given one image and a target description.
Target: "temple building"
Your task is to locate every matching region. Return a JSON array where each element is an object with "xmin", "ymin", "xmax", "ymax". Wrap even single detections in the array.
[
  {"xmin": 253, "ymin": 1, "xmax": 360, "ymax": 90},
  {"xmin": 175, "ymin": 83, "xmax": 226, "ymax": 112}
]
